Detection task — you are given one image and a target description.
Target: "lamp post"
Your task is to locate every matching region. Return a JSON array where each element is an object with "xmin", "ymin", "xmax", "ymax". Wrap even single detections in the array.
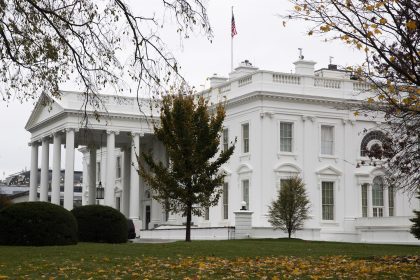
[{"xmin": 96, "ymin": 181, "xmax": 104, "ymax": 200}]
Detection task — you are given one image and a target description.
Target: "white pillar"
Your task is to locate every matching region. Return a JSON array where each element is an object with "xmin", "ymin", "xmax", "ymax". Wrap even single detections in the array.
[
  {"xmin": 29, "ymin": 142, "xmax": 39, "ymax": 201},
  {"xmin": 367, "ymin": 183, "xmax": 373, "ymax": 217},
  {"xmin": 105, "ymin": 130, "xmax": 118, "ymax": 208},
  {"xmin": 150, "ymin": 140, "xmax": 162, "ymax": 228},
  {"xmin": 51, "ymin": 133, "xmax": 61, "ymax": 205},
  {"xmin": 122, "ymin": 148, "xmax": 130, "ymax": 217},
  {"xmin": 81, "ymin": 151, "xmax": 88, "ymax": 206},
  {"xmin": 383, "ymin": 187, "xmax": 389, "ymax": 217},
  {"xmin": 40, "ymin": 137, "xmax": 50, "ymax": 202},
  {"xmin": 88, "ymin": 148, "xmax": 97, "ymax": 205},
  {"xmin": 129, "ymin": 133, "xmax": 140, "ymax": 219},
  {"xmin": 64, "ymin": 128, "xmax": 75, "ymax": 210}
]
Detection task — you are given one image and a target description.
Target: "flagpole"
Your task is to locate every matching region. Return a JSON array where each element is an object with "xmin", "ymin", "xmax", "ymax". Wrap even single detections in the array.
[{"xmin": 231, "ymin": 6, "xmax": 234, "ymax": 72}]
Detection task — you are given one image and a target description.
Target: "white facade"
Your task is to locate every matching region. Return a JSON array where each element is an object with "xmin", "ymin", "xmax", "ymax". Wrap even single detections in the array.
[{"xmin": 25, "ymin": 59, "xmax": 420, "ymax": 244}]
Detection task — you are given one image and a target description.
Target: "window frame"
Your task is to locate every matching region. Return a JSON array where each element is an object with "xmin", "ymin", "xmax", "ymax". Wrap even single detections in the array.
[
  {"xmin": 321, "ymin": 181, "xmax": 335, "ymax": 221},
  {"xmin": 320, "ymin": 124, "xmax": 335, "ymax": 156},
  {"xmin": 279, "ymin": 121, "xmax": 294, "ymax": 153},
  {"xmin": 241, "ymin": 122, "xmax": 250, "ymax": 154},
  {"xmin": 222, "ymin": 182, "xmax": 229, "ymax": 220},
  {"xmin": 222, "ymin": 128, "xmax": 229, "ymax": 153},
  {"xmin": 241, "ymin": 179, "xmax": 250, "ymax": 210}
]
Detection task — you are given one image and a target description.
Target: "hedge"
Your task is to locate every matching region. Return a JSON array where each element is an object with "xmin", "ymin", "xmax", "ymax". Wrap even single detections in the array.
[
  {"xmin": 71, "ymin": 205, "xmax": 128, "ymax": 243},
  {"xmin": 0, "ymin": 202, "xmax": 78, "ymax": 246}
]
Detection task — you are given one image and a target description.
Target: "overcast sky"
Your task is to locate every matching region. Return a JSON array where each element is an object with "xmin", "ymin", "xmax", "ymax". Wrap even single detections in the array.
[{"xmin": 0, "ymin": 0, "xmax": 364, "ymax": 180}]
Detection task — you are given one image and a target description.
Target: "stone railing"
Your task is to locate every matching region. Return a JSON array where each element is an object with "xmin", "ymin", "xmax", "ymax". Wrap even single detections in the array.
[
  {"xmin": 238, "ymin": 75, "xmax": 252, "ymax": 87},
  {"xmin": 314, "ymin": 78, "xmax": 341, "ymax": 89},
  {"xmin": 273, "ymin": 74, "xmax": 301, "ymax": 85},
  {"xmin": 219, "ymin": 84, "xmax": 231, "ymax": 94},
  {"xmin": 353, "ymin": 82, "xmax": 371, "ymax": 91}
]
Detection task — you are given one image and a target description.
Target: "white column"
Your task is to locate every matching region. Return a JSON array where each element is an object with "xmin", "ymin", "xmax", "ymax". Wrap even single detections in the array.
[
  {"xmin": 383, "ymin": 187, "xmax": 389, "ymax": 217},
  {"xmin": 367, "ymin": 183, "xmax": 373, "ymax": 217},
  {"xmin": 150, "ymin": 140, "xmax": 162, "ymax": 228},
  {"xmin": 40, "ymin": 137, "xmax": 50, "ymax": 202},
  {"xmin": 129, "ymin": 133, "xmax": 140, "ymax": 219},
  {"xmin": 122, "ymin": 147, "xmax": 131, "ymax": 217},
  {"xmin": 88, "ymin": 148, "xmax": 97, "ymax": 205},
  {"xmin": 51, "ymin": 133, "xmax": 61, "ymax": 205},
  {"xmin": 81, "ymin": 151, "xmax": 88, "ymax": 206},
  {"xmin": 105, "ymin": 130, "xmax": 118, "ymax": 208},
  {"xmin": 64, "ymin": 128, "xmax": 75, "ymax": 210},
  {"xmin": 29, "ymin": 142, "xmax": 39, "ymax": 201}
]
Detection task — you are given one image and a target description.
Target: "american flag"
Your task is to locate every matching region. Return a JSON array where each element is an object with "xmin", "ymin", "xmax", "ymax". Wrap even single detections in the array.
[{"xmin": 231, "ymin": 11, "xmax": 237, "ymax": 38}]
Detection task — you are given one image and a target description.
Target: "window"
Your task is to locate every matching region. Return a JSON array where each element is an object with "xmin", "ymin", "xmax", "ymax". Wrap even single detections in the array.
[
  {"xmin": 389, "ymin": 186, "xmax": 395, "ymax": 216},
  {"xmin": 277, "ymin": 178, "xmax": 292, "ymax": 192},
  {"xmin": 361, "ymin": 184, "xmax": 368, "ymax": 217},
  {"xmin": 321, "ymin": 125, "xmax": 334, "ymax": 155},
  {"xmin": 280, "ymin": 122, "xmax": 293, "ymax": 152},
  {"xmin": 204, "ymin": 207, "xmax": 210, "ymax": 220},
  {"xmin": 242, "ymin": 123, "xmax": 249, "ymax": 153},
  {"xmin": 116, "ymin": 156, "xmax": 121, "ymax": 179},
  {"xmin": 242, "ymin": 179, "xmax": 250, "ymax": 209},
  {"xmin": 222, "ymin": 128, "xmax": 229, "ymax": 152},
  {"xmin": 223, "ymin": 182, "xmax": 229, "ymax": 219},
  {"xmin": 372, "ymin": 176, "xmax": 384, "ymax": 217},
  {"xmin": 322, "ymin": 181, "xmax": 334, "ymax": 220},
  {"xmin": 360, "ymin": 130, "xmax": 386, "ymax": 157}
]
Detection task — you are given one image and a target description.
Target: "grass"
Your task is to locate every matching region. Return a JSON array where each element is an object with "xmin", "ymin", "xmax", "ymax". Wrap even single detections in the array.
[{"xmin": 0, "ymin": 239, "xmax": 419, "ymax": 279}]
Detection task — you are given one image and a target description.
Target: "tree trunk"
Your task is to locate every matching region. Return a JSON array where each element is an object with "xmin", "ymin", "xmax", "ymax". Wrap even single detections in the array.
[
  {"xmin": 288, "ymin": 229, "xmax": 291, "ymax": 239},
  {"xmin": 185, "ymin": 202, "xmax": 192, "ymax": 242}
]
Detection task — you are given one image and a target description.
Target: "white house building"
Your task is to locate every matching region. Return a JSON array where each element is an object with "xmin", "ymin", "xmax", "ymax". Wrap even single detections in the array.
[{"xmin": 25, "ymin": 58, "xmax": 420, "ymax": 244}]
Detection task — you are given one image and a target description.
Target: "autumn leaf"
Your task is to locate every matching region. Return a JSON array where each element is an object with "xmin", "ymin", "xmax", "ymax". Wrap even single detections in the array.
[{"xmin": 406, "ymin": 20, "xmax": 417, "ymax": 30}]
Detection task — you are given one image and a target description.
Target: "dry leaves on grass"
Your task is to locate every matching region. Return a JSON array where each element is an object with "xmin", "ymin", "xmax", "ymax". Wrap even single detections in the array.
[{"xmin": 1, "ymin": 255, "xmax": 419, "ymax": 279}]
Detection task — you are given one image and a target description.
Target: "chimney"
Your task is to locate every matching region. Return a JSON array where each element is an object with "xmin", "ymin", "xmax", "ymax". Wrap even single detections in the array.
[
  {"xmin": 229, "ymin": 59, "xmax": 259, "ymax": 80},
  {"xmin": 293, "ymin": 59, "xmax": 316, "ymax": 75}
]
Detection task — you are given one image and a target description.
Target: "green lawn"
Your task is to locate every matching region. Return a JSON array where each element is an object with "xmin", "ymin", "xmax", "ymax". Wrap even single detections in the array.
[{"xmin": 0, "ymin": 239, "xmax": 419, "ymax": 279}]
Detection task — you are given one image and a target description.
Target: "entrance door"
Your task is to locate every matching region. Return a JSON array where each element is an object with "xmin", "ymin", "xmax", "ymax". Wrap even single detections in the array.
[{"xmin": 145, "ymin": 205, "xmax": 151, "ymax": 230}]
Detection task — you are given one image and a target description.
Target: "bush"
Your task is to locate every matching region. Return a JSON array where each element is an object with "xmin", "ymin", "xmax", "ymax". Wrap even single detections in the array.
[
  {"xmin": 71, "ymin": 205, "xmax": 128, "ymax": 243},
  {"xmin": 0, "ymin": 202, "xmax": 77, "ymax": 246},
  {"xmin": 410, "ymin": 191, "xmax": 420, "ymax": 240},
  {"xmin": 0, "ymin": 194, "xmax": 12, "ymax": 210}
]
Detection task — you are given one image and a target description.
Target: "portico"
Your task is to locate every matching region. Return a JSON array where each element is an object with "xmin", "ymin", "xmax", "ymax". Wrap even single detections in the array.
[{"xmin": 25, "ymin": 92, "xmax": 162, "ymax": 226}]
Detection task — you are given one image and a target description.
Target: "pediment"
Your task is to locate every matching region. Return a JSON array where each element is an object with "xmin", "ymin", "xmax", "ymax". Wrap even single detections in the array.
[
  {"xmin": 236, "ymin": 163, "xmax": 253, "ymax": 174},
  {"xmin": 316, "ymin": 165, "xmax": 342, "ymax": 176},
  {"xmin": 273, "ymin": 162, "xmax": 302, "ymax": 174},
  {"xmin": 25, "ymin": 94, "xmax": 65, "ymax": 131},
  {"xmin": 219, "ymin": 166, "xmax": 232, "ymax": 177}
]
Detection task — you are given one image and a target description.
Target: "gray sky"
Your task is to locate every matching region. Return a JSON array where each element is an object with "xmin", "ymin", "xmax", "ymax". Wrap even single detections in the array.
[{"xmin": 0, "ymin": 0, "xmax": 364, "ymax": 180}]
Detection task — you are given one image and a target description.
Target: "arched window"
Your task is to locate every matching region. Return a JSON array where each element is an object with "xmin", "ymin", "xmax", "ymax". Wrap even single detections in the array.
[{"xmin": 360, "ymin": 130, "xmax": 386, "ymax": 157}]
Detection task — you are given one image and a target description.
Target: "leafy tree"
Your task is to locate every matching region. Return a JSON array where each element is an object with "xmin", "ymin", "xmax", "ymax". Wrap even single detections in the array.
[
  {"xmin": 139, "ymin": 92, "xmax": 235, "ymax": 242},
  {"xmin": 410, "ymin": 190, "xmax": 420, "ymax": 240},
  {"xmin": 0, "ymin": 0, "xmax": 211, "ymax": 115},
  {"xmin": 285, "ymin": 0, "xmax": 419, "ymax": 193},
  {"xmin": 268, "ymin": 176, "xmax": 310, "ymax": 239}
]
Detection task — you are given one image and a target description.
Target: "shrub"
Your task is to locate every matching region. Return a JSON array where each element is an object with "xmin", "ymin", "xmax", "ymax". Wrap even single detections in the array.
[
  {"xmin": 410, "ymin": 191, "xmax": 420, "ymax": 240},
  {"xmin": 0, "ymin": 194, "xmax": 12, "ymax": 210},
  {"xmin": 0, "ymin": 202, "xmax": 77, "ymax": 246},
  {"xmin": 71, "ymin": 205, "xmax": 128, "ymax": 243}
]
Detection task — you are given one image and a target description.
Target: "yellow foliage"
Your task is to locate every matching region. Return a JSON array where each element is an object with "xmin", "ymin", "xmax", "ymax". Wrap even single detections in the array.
[
  {"xmin": 320, "ymin": 25, "xmax": 331, "ymax": 32},
  {"xmin": 406, "ymin": 20, "xmax": 417, "ymax": 30},
  {"xmin": 379, "ymin": 18, "xmax": 387, "ymax": 25}
]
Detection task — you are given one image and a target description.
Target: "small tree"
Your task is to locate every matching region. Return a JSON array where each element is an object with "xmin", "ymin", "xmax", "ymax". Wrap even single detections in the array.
[
  {"xmin": 139, "ymin": 92, "xmax": 235, "ymax": 242},
  {"xmin": 268, "ymin": 176, "xmax": 310, "ymax": 239},
  {"xmin": 410, "ymin": 190, "xmax": 420, "ymax": 240}
]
